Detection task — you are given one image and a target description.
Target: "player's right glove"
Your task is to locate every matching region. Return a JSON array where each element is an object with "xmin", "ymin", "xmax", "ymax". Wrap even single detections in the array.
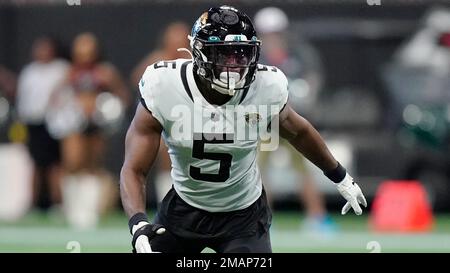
[{"xmin": 129, "ymin": 213, "xmax": 166, "ymax": 253}]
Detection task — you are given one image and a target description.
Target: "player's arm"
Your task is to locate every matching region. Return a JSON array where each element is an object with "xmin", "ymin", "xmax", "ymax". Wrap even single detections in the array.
[
  {"xmin": 120, "ymin": 103, "xmax": 160, "ymax": 217},
  {"xmin": 278, "ymin": 104, "xmax": 367, "ymax": 215},
  {"xmin": 120, "ymin": 103, "xmax": 165, "ymax": 253}
]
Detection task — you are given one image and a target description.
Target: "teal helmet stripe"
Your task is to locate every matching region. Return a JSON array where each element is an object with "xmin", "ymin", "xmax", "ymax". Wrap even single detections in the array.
[{"xmin": 208, "ymin": 36, "xmax": 221, "ymax": 42}]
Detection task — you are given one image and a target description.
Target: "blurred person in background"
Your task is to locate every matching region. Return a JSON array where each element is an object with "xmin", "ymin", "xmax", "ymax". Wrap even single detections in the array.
[
  {"xmin": 130, "ymin": 22, "xmax": 191, "ymax": 205},
  {"xmin": 383, "ymin": 7, "xmax": 450, "ymax": 128},
  {"xmin": 382, "ymin": 7, "xmax": 450, "ymax": 208},
  {"xmin": 56, "ymin": 32, "xmax": 131, "ymax": 229},
  {"xmin": 254, "ymin": 7, "xmax": 336, "ymax": 234},
  {"xmin": 0, "ymin": 65, "xmax": 29, "ymax": 223},
  {"xmin": 0, "ymin": 65, "xmax": 16, "ymax": 102},
  {"xmin": 0, "ymin": 65, "xmax": 16, "ymax": 142},
  {"xmin": 16, "ymin": 37, "xmax": 68, "ymax": 212},
  {"xmin": 131, "ymin": 22, "xmax": 192, "ymax": 87},
  {"xmin": 394, "ymin": 7, "xmax": 450, "ymax": 72}
]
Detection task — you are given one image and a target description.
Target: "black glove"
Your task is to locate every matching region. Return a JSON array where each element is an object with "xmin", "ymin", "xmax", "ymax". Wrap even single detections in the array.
[{"xmin": 131, "ymin": 223, "xmax": 166, "ymax": 253}]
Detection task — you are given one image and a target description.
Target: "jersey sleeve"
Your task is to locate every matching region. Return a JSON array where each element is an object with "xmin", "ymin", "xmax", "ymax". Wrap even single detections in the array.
[
  {"xmin": 138, "ymin": 65, "xmax": 165, "ymax": 126},
  {"xmin": 276, "ymin": 69, "xmax": 289, "ymax": 112}
]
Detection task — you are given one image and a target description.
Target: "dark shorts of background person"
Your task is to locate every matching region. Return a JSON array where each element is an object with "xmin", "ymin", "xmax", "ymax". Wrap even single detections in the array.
[
  {"xmin": 83, "ymin": 121, "xmax": 102, "ymax": 136},
  {"xmin": 26, "ymin": 124, "xmax": 60, "ymax": 168},
  {"xmin": 151, "ymin": 187, "xmax": 272, "ymax": 253}
]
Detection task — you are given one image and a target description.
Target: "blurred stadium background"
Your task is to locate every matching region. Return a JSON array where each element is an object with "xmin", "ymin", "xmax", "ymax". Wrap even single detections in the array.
[{"xmin": 1, "ymin": 0, "xmax": 450, "ymax": 253}]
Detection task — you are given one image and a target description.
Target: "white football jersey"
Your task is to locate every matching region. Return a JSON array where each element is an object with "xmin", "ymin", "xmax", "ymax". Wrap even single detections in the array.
[{"xmin": 139, "ymin": 59, "xmax": 288, "ymax": 212}]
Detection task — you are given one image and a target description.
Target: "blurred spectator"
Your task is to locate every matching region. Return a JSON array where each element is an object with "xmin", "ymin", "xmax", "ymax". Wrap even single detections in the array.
[
  {"xmin": 0, "ymin": 65, "xmax": 17, "ymax": 102},
  {"xmin": 383, "ymin": 7, "xmax": 450, "ymax": 130},
  {"xmin": 254, "ymin": 7, "xmax": 335, "ymax": 234},
  {"xmin": 381, "ymin": 7, "xmax": 450, "ymax": 208},
  {"xmin": 0, "ymin": 65, "xmax": 16, "ymax": 143},
  {"xmin": 130, "ymin": 21, "xmax": 192, "ymax": 86},
  {"xmin": 16, "ymin": 37, "xmax": 68, "ymax": 211},
  {"xmin": 58, "ymin": 32, "xmax": 131, "ymax": 229},
  {"xmin": 254, "ymin": 7, "xmax": 324, "ymax": 115},
  {"xmin": 130, "ymin": 21, "xmax": 191, "ymax": 204},
  {"xmin": 394, "ymin": 7, "xmax": 450, "ymax": 71}
]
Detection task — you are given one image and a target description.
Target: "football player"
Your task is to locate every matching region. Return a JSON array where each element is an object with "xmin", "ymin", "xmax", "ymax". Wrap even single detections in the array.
[{"xmin": 120, "ymin": 6, "xmax": 367, "ymax": 253}]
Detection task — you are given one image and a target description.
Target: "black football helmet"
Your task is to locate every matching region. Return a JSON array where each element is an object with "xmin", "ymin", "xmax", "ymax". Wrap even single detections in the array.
[{"xmin": 189, "ymin": 6, "xmax": 261, "ymax": 96}]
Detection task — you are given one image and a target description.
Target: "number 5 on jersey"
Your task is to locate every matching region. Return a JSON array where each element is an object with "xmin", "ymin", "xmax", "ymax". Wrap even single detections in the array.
[{"xmin": 189, "ymin": 133, "xmax": 234, "ymax": 182}]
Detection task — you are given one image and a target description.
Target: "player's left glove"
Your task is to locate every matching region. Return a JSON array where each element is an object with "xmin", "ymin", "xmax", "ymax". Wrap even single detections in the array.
[
  {"xmin": 325, "ymin": 162, "xmax": 367, "ymax": 216},
  {"xmin": 336, "ymin": 173, "xmax": 367, "ymax": 216}
]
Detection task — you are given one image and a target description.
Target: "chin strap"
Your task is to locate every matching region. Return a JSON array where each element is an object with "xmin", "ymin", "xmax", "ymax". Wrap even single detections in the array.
[{"xmin": 227, "ymin": 78, "xmax": 236, "ymax": 96}]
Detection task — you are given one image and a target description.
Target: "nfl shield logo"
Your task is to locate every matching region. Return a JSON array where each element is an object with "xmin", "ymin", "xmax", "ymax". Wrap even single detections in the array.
[{"xmin": 245, "ymin": 113, "xmax": 261, "ymax": 127}]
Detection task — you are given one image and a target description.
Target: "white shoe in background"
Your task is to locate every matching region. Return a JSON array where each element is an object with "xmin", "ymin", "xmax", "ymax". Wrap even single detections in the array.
[{"xmin": 62, "ymin": 173, "xmax": 102, "ymax": 230}]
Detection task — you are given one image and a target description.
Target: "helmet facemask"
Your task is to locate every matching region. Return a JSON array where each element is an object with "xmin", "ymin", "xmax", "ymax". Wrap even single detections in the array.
[{"xmin": 192, "ymin": 38, "xmax": 260, "ymax": 96}]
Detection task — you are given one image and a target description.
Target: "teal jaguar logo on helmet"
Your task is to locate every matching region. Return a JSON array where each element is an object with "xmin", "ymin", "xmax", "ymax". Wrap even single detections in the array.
[
  {"xmin": 191, "ymin": 11, "xmax": 209, "ymax": 37},
  {"xmin": 191, "ymin": 18, "xmax": 202, "ymax": 37}
]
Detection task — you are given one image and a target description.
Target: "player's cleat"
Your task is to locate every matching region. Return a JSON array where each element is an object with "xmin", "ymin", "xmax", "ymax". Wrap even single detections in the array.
[{"xmin": 300, "ymin": 214, "xmax": 338, "ymax": 237}]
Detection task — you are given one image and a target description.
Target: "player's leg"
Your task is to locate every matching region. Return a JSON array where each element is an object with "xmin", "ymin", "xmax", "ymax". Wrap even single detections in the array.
[
  {"xmin": 27, "ymin": 127, "xmax": 44, "ymax": 208},
  {"xmin": 215, "ymin": 229, "xmax": 272, "ymax": 253},
  {"xmin": 300, "ymin": 172, "xmax": 326, "ymax": 216},
  {"xmin": 211, "ymin": 189, "xmax": 273, "ymax": 253},
  {"xmin": 292, "ymin": 149, "xmax": 336, "ymax": 233},
  {"xmin": 44, "ymin": 126, "xmax": 62, "ymax": 207},
  {"xmin": 86, "ymin": 131, "xmax": 106, "ymax": 172},
  {"xmin": 61, "ymin": 132, "xmax": 105, "ymax": 229},
  {"xmin": 149, "ymin": 188, "xmax": 206, "ymax": 253},
  {"xmin": 150, "ymin": 212, "xmax": 206, "ymax": 253},
  {"xmin": 61, "ymin": 133, "xmax": 87, "ymax": 173}
]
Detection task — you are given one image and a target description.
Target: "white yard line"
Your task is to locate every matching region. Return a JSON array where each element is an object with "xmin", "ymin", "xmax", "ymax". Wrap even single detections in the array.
[
  {"xmin": 271, "ymin": 230, "xmax": 450, "ymax": 251},
  {"xmin": 1, "ymin": 227, "xmax": 449, "ymax": 252}
]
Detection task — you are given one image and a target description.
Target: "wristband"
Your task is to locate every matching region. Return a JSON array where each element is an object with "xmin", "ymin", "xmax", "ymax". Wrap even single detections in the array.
[
  {"xmin": 324, "ymin": 162, "xmax": 347, "ymax": 183},
  {"xmin": 128, "ymin": 212, "xmax": 149, "ymax": 234}
]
